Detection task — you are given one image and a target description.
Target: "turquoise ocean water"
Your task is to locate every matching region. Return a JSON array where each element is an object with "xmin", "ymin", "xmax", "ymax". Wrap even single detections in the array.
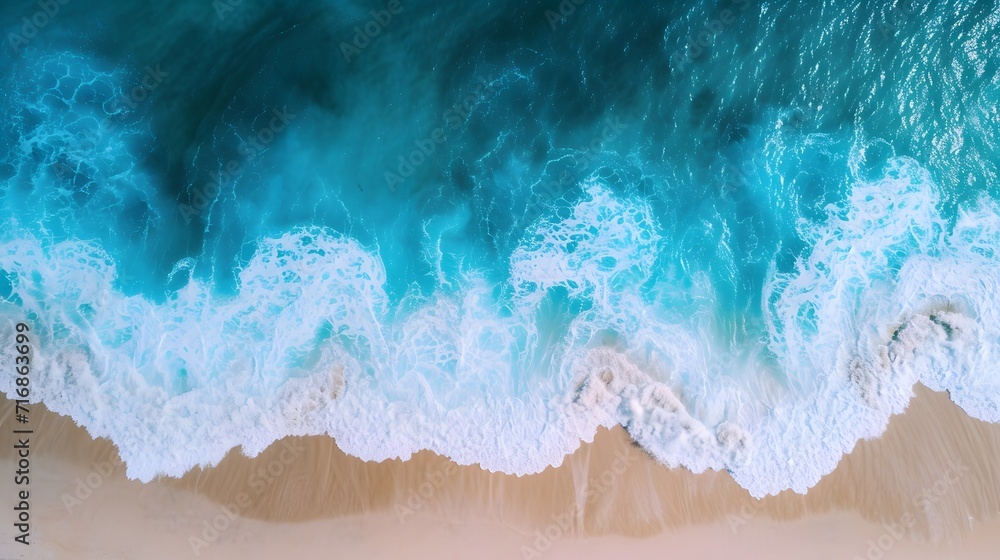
[{"xmin": 1, "ymin": 0, "xmax": 998, "ymax": 496}]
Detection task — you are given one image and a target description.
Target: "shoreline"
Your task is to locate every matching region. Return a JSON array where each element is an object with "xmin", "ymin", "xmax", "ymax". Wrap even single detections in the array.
[{"xmin": 2, "ymin": 384, "xmax": 1000, "ymax": 557}]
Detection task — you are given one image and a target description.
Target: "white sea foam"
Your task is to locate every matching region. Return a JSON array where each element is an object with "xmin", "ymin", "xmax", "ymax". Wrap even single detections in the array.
[
  {"xmin": 735, "ymin": 157, "xmax": 1000, "ymax": 494},
  {"xmin": 2, "ymin": 159, "xmax": 1000, "ymax": 498}
]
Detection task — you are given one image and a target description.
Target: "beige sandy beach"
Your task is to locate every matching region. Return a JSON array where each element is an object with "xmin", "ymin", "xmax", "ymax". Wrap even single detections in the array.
[{"xmin": 2, "ymin": 383, "xmax": 1000, "ymax": 559}]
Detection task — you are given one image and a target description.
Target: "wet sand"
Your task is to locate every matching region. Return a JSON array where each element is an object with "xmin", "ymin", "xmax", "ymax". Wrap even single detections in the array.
[{"xmin": 2, "ymin": 384, "xmax": 1000, "ymax": 558}]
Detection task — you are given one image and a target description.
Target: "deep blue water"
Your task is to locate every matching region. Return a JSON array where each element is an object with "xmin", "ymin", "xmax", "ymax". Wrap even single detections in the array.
[{"xmin": 1, "ymin": 0, "xmax": 999, "ymax": 496}]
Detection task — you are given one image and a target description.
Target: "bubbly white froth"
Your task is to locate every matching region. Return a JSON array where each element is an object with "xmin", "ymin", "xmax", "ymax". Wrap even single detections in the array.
[{"xmin": 2, "ymin": 158, "xmax": 1000, "ymax": 497}]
